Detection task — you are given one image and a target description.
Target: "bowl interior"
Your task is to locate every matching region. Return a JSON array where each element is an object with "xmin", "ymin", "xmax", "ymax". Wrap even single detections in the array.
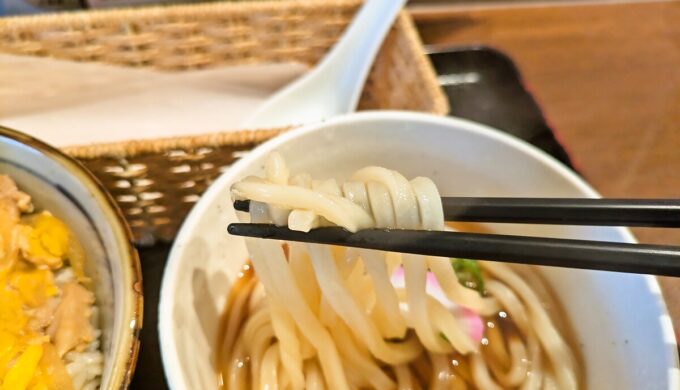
[
  {"xmin": 160, "ymin": 111, "xmax": 678, "ymax": 389},
  {"xmin": 0, "ymin": 131, "xmax": 141, "ymax": 389}
]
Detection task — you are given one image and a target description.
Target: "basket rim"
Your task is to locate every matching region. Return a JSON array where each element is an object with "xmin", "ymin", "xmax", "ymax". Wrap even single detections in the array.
[
  {"xmin": 0, "ymin": 0, "xmax": 364, "ymax": 25},
  {"xmin": 62, "ymin": 127, "xmax": 289, "ymax": 159}
]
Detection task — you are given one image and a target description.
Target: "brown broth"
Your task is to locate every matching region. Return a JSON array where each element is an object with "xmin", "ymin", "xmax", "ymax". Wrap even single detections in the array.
[
  {"xmin": 216, "ymin": 262, "xmax": 256, "ymax": 389},
  {"xmin": 448, "ymin": 221, "xmax": 586, "ymax": 388},
  {"xmin": 216, "ymin": 223, "xmax": 586, "ymax": 389}
]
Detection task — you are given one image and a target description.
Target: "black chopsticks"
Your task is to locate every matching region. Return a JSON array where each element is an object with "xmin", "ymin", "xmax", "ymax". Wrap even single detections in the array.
[
  {"xmin": 233, "ymin": 197, "xmax": 680, "ymax": 227},
  {"xmin": 229, "ymin": 197, "xmax": 680, "ymax": 276},
  {"xmin": 227, "ymin": 223, "xmax": 680, "ymax": 277}
]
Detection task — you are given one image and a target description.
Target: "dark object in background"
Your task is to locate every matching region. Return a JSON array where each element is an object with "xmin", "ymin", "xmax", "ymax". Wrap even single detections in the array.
[
  {"xmin": 85, "ymin": 0, "xmax": 208, "ymax": 10},
  {"xmin": 1, "ymin": 0, "xmax": 83, "ymax": 15},
  {"xmin": 0, "ymin": 0, "xmax": 205, "ymax": 15},
  {"xmin": 129, "ymin": 46, "xmax": 577, "ymax": 389},
  {"xmin": 134, "ymin": 243, "xmax": 171, "ymax": 390},
  {"xmin": 427, "ymin": 45, "xmax": 576, "ymax": 170}
]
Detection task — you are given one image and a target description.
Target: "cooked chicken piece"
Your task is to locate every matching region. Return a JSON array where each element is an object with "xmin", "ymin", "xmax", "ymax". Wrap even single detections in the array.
[
  {"xmin": 0, "ymin": 175, "xmax": 22, "ymax": 268},
  {"xmin": 27, "ymin": 296, "xmax": 60, "ymax": 332},
  {"xmin": 47, "ymin": 281, "xmax": 95, "ymax": 357},
  {"xmin": 0, "ymin": 174, "xmax": 19, "ymax": 197},
  {"xmin": 0, "ymin": 175, "xmax": 32, "ymax": 211}
]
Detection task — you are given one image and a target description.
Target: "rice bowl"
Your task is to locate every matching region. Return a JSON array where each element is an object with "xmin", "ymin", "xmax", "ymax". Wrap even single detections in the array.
[{"xmin": 0, "ymin": 126, "xmax": 142, "ymax": 390}]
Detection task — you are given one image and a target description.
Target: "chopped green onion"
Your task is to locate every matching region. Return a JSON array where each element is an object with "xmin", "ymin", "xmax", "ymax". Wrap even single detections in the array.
[{"xmin": 452, "ymin": 258, "xmax": 485, "ymax": 295}]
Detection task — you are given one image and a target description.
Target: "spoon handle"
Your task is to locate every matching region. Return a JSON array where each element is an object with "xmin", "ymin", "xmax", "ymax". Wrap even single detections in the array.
[{"xmin": 243, "ymin": 0, "xmax": 406, "ymax": 129}]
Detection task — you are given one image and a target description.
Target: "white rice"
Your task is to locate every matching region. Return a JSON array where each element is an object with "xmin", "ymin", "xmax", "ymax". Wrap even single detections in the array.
[
  {"xmin": 53, "ymin": 267, "xmax": 76, "ymax": 285},
  {"xmin": 55, "ymin": 267, "xmax": 104, "ymax": 390},
  {"xmin": 64, "ymin": 331, "xmax": 103, "ymax": 390}
]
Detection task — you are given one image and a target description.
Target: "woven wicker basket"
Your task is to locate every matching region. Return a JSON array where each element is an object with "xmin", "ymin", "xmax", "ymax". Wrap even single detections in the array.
[{"xmin": 0, "ymin": 0, "xmax": 447, "ymax": 245}]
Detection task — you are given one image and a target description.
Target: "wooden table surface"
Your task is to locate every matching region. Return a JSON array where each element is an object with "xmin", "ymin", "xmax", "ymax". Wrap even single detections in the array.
[{"xmin": 412, "ymin": 1, "xmax": 680, "ymax": 331}]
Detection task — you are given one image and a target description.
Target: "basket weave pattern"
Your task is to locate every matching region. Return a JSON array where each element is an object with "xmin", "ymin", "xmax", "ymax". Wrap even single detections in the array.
[
  {"xmin": 68, "ymin": 131, "xmax": 279, "ymax": 244},
  {"xmin": 0, "ymin": 1, "xmax": 447, "ymax": 244},
  {"xmin": 1, "ymin": 2, "xmax": 355, "ymax": 69}
]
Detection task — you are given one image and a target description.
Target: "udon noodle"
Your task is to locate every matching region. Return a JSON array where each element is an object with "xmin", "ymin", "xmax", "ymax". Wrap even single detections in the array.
[{"xmin": 218, "ymin": 153, "xmax": 581, "ymax": 389}]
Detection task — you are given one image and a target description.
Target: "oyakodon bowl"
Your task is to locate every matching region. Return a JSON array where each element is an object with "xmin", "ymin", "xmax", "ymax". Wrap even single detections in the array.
[
  {"xmin": 159, "ymin": 111, "xmax": 679, "ymax": 389},
  {"xmin": 0, "ymin": 126, "xmax": 143, "ymax": 389}
]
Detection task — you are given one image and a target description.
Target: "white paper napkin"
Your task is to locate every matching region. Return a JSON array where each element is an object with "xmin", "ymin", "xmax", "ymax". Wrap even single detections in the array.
[{"xmin": 0, "ymin": 54, "xmax": 307, "ymax": 147}]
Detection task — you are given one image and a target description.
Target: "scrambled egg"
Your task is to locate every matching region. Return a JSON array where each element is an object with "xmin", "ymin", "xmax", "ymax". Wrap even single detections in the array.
[
  {"xmin": 19, "ymin": 213, "xmax": 71, "ymax": 270},
  {"xmin": 0, "ymin": 176, "xmax": 92, "ymax": 390}
]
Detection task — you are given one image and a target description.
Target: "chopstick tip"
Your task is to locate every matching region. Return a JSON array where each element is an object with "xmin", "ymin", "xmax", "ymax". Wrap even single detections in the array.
[
  {"xmin": 233, "ymin": 199, "xmax": 250, "ymax": 212},
  {"xmin": 227, "ymin": 223, "xmax": 243, "ymax": 236},
  {"xmin": 228, "ymin": 222, "xmax": 276, "ymax": 238}
]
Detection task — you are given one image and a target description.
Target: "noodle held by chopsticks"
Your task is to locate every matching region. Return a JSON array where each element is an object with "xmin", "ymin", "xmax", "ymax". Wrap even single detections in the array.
[{"xmin": 220, "ymin": 153, "xmax": 581, "ymax": 390}]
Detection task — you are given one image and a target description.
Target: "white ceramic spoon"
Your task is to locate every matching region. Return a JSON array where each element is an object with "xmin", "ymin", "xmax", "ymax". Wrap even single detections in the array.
[{"xmin": 243, "ymin": 0, "xmax": 407, "ymax": 129}]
